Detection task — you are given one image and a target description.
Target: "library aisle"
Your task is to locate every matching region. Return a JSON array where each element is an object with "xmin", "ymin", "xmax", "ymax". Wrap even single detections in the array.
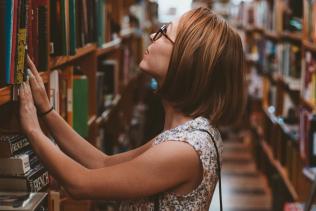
[{"xmin": 209, "ymin": 131, "xmax": 272, "ymax": 211}]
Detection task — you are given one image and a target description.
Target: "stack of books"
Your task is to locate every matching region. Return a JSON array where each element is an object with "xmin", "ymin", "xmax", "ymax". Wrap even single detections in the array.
[{"xmin": 0, "ymin": 134, "xmax": 49, "ymax": 193}]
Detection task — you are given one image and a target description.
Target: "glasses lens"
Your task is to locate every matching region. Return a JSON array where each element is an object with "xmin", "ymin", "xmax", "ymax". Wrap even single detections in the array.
[{"xmin": 153, "ymin": 30, "xmax": 162, "ymax": 41}]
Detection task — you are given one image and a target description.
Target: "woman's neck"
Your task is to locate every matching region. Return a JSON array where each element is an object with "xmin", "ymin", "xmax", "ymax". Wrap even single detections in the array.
[{"xmin": 162, "ymin": 100, "xmax": 193, "ymax": 131}]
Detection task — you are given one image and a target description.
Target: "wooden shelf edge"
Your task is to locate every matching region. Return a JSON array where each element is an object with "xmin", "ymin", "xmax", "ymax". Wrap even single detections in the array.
[
  {"xmin": 97, "ymin": 39, "xmax": 122, "ymax": 57},
  {"xmin": 0, "ymin": 71, "xmax": 50, "ymax": 106},
  {"xmin": 88, "ymin": 115, "xmax": 97, "ymax": 127},
  {"xmin": 245, "ymin": 25, "xmax": 264, "ymax": 33},
  {"xmin": 300, "ymin": 97, "xmax": 315, "ymax": 111},
  {"xmin": 303, "ymin": 40, "xmax": 316, "ymax": 52},
  {"xmin": 264, "ymin": 30, "xmax": 280, "ymax": 40},
  {"xmin": 120, "ymin": 28, "xmax": 136, "ymax": 39},
  {"xmin": 260, "ymin": 140, "xmax": 299, "ymax": 200},
  {"xmin": 49, "ymin": 43, "xmax": 97, "ymax": 69},
  {"xmin": 0, "ymin": 86, "xmax": 11, "ymax": 106},
  {"xmin": 281, "ymin": 31, "xmax": 302, "ymax": 42},
  {"xmin": 95, "ymin": 95, "xmax": 122, "ymax": 125},
  {"xmin": 303, "ymin": 167, "xmax": 316, "ymax": 182}
]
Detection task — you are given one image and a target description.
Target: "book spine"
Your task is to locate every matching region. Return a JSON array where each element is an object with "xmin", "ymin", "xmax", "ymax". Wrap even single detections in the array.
[
  {"xmin": 10, "ymin": 0, "xmax": 18, "ymax": 84},
  {"xmin": 9, "ymin": 137, "xmax": 30, "ymax": 155},
  {"xmin": 5, "ymin": 1, "xmax": 14, "ymax": 84},
  {"xmin": 38, "ymin": 5, "xmax": 48, "ymax": 70},
  {"xmin": 0, "ymin": 154, "xmax": 30, "ymax": 175},
  {"xmin": 28, "ymin": 171, "xmax": 49, "ymax": 192},
  {"xmin": 15, "ymin": 0, "xmax": 28, "ymax": 84}
]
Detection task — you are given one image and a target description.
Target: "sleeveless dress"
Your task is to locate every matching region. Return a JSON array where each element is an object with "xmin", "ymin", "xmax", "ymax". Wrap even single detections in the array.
[{"xmin": 119, "ymin": 116, "xmax": 223, "ymax": 210}]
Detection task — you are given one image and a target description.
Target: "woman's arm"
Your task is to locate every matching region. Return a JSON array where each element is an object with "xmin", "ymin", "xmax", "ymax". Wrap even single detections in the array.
[
  {"xmin": 27, "ymin": 56, "xmax": 153, "ymax": 168},
  {"xmin": 28, "ymin": 130, "xmax": 199, "ymax": 200},
  {"xmin": 42, "ymin": 109, "xmax": 155, "ymax": 168},
  {"xmin": 19, "ymin": 83, "xmax": 201, "ymax": 200}
]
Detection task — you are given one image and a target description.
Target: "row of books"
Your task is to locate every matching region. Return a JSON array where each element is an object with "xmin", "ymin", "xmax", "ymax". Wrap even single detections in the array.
[
  {"xmin": 235, "ymin": 0, "xmax": 302, "ymax": 33},
  {"xmin": 0, "ymin": 0, "xmax": 133, "ymax": 86},
  {"xmin": 0, "ymin": 0, "xmax": 48, "ymax": 86},
  {"xmin": 245, "ymin": 34, "xmax": 302, "ymax": 90},
  {"xmin": 0, "ymin": 134, "xmax": 49, "ymax": 192},
  {"xmin": 49, "ymin": 68, "xmax": 89, "ymax": 138}
]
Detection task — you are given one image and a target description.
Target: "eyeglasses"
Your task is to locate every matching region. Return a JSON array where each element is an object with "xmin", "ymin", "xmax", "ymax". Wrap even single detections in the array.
[{"xmin": 152, "ymin": 24, "xmax": 175, "ymax": 44}]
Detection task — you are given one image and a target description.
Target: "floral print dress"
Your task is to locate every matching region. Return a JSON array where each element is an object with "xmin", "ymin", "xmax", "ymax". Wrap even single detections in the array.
[{"xmin": 119, "ymin": 116, "xmax": 223, "ymax": 211}]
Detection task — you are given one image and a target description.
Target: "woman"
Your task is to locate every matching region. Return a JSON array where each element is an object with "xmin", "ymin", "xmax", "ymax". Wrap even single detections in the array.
[{"xmin": 20, "ymin": 7, "xmax": 246, "ymax": 210}]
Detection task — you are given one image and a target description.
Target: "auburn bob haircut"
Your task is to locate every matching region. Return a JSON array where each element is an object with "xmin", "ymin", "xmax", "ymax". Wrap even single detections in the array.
[{"xmin": 157, "ymin": 7, "xmax": 247, "ymax": 126}]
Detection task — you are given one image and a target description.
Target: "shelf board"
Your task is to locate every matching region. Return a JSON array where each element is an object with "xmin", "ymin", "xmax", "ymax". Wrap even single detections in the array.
[
  {"xmin": 264, "ymin": 30, "xmax": 280, "ymax": 41},
  {"xmin": 95, "ymin": 95, "xmax": 122, "ymax": 125},
  {"xmin": 303, "ymin": 167, "xmax": 316, "ymax": 182},
  {"xmin": 0, "ymin": 86, "xmax": 11, "ymax": 106},
  {"xmin": 245, "ymin": 25, "xmax": 264, "ymax": 33},
  {"xmin": 120, "ymin": 28, "xmax": 136, "ymax": 39},
  {"xmin": 303, "ymin": 40, "xmax": 316, "ymax": 52},
  {"xmin": 88, "ymin": 115, "xmax": 97, "ymax": 127},
  {"xmin": 49, "ymin": 43, "xmax": 97, "ymax": 69},
  {"xmin": 300, "ymin": 97, "xmax": 315, "ymax": 111},
  {"xmin": 281, "ymin": 31, "xmax": 302, "ymax": 42},
  {"xmin": 97, "ymin": 39, "xmax": 122, "ymax": 57},
  {"xmin": 261, "ymin": 140, "xmax": 299, "ymax": 200},
  {"xmin": 0, "ymin": 71, "xmax": 50, "ymax": 106}
]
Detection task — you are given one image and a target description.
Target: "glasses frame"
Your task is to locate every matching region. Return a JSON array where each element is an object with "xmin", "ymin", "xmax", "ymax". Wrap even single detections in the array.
[{"xmin": 152, "ymin": 24, "xmax": 175, "ymax": 44}]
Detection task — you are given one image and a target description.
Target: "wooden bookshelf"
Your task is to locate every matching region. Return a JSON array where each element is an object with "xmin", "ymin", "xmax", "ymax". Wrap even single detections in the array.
[
  {"xmin": 0, "ymin": 87, "xmax": 11, "ymax": 106},
  {"xmin": 49, "ymin": 44, "xmax": 97, "ymax": 69},
  {"xmin": 0, "ymin": 71, "xmax": 50, "ymax": 106},
  {"xmin": 245, "ymin": 25, "xmax": 264, "ymax": 33},
  {"xmin": 261, "ymin": 140, "xmax": 299, "ymax": 200},
  {"xmin": 281, "ymin": 31, "xmax": 302, "ymax": 42},
  {"xmin": 120, "ymin": 28, "xmax": 137, "ymax": 39},
  {"xmin": 303, "ymin": 40, "xmax": 316, "ymax": 52},
  {"xmin": 264, "ymin": 30, "xmax": 281, "ymax": 41},
  {"xmin": 97, "ymin": 39, "xmax": 122, "ymax": 57},
  {"xmin": 303, "ymin": 167, "xmax": 316, "ymax": 182},
  {"xmin": 300, "ymin": 97, "xmax": 316, "ymax": 111}
]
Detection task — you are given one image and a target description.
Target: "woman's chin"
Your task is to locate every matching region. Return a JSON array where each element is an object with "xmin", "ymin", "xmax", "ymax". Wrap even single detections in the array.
[{"xmin": 139, "ymin": 60, "xmax": 150, "ymax": 73}]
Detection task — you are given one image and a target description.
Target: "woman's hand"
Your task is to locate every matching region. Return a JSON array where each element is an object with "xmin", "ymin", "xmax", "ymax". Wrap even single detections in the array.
[
  {"xmin": 19, "ymin": 82, "xmax": 42, "ymax": 135},
  {"xmin": 27, "ymin": 56, "xmax": 51, "ymax": 113}
]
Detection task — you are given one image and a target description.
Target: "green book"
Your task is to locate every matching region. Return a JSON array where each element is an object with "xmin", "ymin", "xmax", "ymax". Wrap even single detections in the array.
[{"xmin": 73, "ymin": 75, "xmax": 89, "ymax": 138}]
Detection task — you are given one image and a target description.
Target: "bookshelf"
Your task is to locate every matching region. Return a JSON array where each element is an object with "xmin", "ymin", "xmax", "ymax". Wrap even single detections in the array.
[
  {"xmin": 233, "ymin": 0, "xmax": 316, "ymax": 209},
  {"xmin": 0, "ymin": 0, "xmax": 155, "ymax": 210}
]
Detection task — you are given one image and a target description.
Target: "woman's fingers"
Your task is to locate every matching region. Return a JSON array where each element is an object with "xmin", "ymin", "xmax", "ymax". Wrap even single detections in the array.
[
  {"xmin": 28, "ymin": 68, "xmax": 37, "ymax": 87},
  {"xmin": 19, "ymin": 83, "xmax": 26, "ymax": 103},
  {"xmin": 27, "ymin": 55, "xmax": 41, "ymax": 80}
]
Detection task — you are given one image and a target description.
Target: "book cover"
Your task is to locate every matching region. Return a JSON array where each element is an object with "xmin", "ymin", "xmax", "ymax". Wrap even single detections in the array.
[
  {"xmin": 0, "ymin": 135, "xmax": 30, "ymax": 158},
  {"xmin": 0, "ymin": 164, "xmax": 49, "ymax": 192},
  {"xmin": 15, "ymin": 0, "xmax": 28, "ymax": 84},
  {"xmin": 73, "ymin": 74, "xmax": 89, "ymax": 138},
  {"xmin": 4, "ymin": 0, "xmax": 14, "ymax": 84},
  {"xmin": 38, "ymin": 3, "xmax": 48, "ymax": 70},
  {"xmin": 0, "ymin": 149, "xmax": 39, "ymax": 176}
]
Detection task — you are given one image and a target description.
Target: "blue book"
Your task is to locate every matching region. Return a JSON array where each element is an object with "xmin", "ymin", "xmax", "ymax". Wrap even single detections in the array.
[{"xmin": 4, "ymin": 1, "xmax": 14, "ymax": 84}]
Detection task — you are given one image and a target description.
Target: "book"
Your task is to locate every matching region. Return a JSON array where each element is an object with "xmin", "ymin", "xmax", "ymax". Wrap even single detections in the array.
[
  {"xmin": 0, "ymin": 192, "xmax": 47, "ymax": 211},
  {"xmin": 0, "ymin": 149, "xmax": 39, "ymax": 176},
  {"xmin": 0, "ymin": 164, "xmax": 49, "ymax": 192},
  {"xmin": 49, "ymin": 70, "xmax": 60, "ymax": 114},
  {"xmin": 99, "ymin": 59, "xmax": 119, "ymax": 96},
  {"xmin": 0, "ymin": 135, "xmax": 30, "ymax": 158},
  {"xmin": 73, "ymin": 74, "xmax": 89, "ymax": 138}
]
